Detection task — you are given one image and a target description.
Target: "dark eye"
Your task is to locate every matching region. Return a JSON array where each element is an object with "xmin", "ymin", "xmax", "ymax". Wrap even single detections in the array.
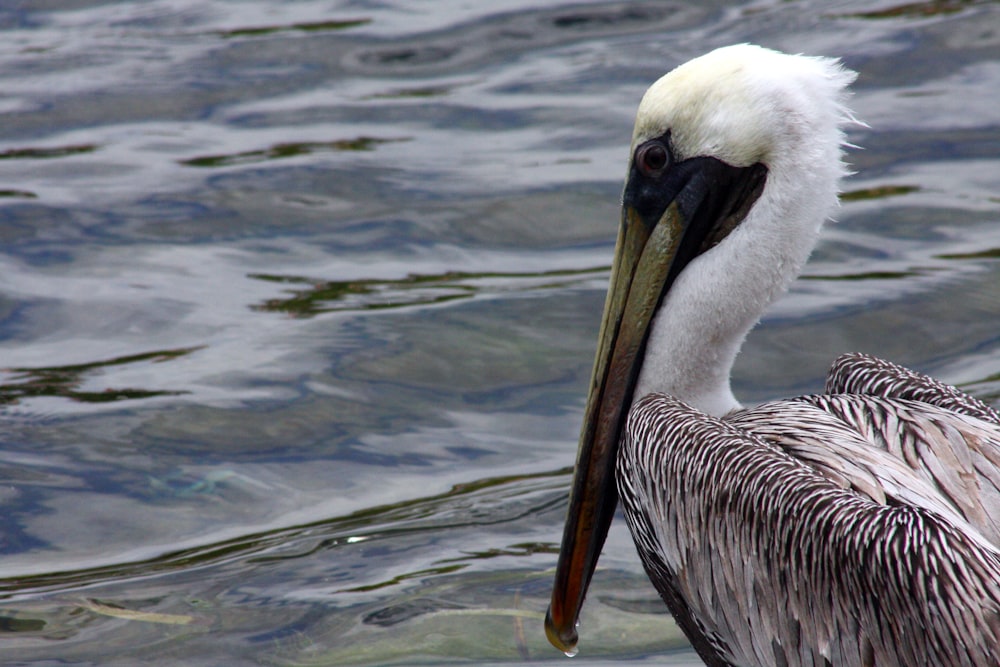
[{"xmin": 636, "ymin": 141, "xmax": 669, "ymax": 177}]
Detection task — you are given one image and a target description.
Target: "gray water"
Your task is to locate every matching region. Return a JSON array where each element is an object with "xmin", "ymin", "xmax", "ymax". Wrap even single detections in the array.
[{"xmin": 0, "ymin": 1, "xmax": 999, "ymax": 665}]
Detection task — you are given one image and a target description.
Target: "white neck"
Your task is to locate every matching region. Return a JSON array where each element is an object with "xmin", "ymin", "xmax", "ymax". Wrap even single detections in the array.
[
  {"xmin": 633, "ymin": 144, "xmax": 843, "ymax": 417},
  {"xmin": 626, "ymin": 44, "xmax": 856, "ymax": 417}
]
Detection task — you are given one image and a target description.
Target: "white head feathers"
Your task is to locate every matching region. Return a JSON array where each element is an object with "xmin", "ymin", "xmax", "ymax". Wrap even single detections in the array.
[
  {"xmin": 631, "ymin": 44, "xmax": 860, "ymax": 417},
  {"xmin": 632, "ymin": 44, "xmax": 857, "ymax": 170}
]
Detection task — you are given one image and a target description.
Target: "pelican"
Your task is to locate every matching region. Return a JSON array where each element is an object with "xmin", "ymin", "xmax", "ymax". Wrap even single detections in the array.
[{"xmin": 545, "ymin": 44, "xmax": 1000, "ymax": 666}]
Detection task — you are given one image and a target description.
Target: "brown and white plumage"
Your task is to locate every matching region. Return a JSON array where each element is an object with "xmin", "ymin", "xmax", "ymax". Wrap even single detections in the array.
[
  {"xmin": 546, "ymin": 44, "xmax": 1000, "ymax": 666},
  {"xmin": 622, "ymin": 354, "xmax": 1000, "ymax": 666}
]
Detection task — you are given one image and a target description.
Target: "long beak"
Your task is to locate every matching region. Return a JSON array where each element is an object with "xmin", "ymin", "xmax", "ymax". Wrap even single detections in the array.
[
  {"xmin": 545, "ymin": 152, "xmax": 767, "ymax": 653},
  {"xmin": 545, "ymin": 196, "xmax": 686, "ymax": 653}
]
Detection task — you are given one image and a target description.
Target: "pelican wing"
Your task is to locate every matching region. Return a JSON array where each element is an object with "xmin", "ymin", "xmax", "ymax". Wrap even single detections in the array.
[
  {"xmin": 731, "ymin": 394, "xmax": 1000, "ymax": 549},
  {"xmin": 619, "ymin": 393, "xmax": 1000, "ymax": 667},
  {"xmin": 826, "ymin": 352, "xmax": 1000, "ymax": 425}
]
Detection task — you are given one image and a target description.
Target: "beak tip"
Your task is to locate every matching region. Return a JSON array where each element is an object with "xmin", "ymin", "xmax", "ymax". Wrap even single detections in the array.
[{"xmin": 545, "ymin": 605, "xmax": 579, "ymax": 656}]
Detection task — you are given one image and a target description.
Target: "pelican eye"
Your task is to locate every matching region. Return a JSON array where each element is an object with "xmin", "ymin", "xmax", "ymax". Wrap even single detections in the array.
[{"xmin": 636, "ymin": 141, "xmax": 669, "ymax": 177}]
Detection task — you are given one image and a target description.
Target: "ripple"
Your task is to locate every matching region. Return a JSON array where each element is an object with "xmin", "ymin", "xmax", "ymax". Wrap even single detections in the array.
[
  {"xmin": 0, "ymin": 346, "xmax": 201, "ymax": 406},
  {"xmin": 178, "ymin": 136, "xmax": 409, "ymax": 168},
  {"xmin": 936, "ymin": 247, "xmax": 1000, "ymax": 260},
  {"xmin": 0, "ymin": 144, "xmax": 97, "ymax": 160},
  {"xmin": 248, "ymin": 266, "xmax": 608, "ymax": 317},
  {"xmin": 835, "ymin": 0, "xmax": 983, "ymax": 20},
  {"xmin": 0, "ymin": 468, "xmax": 567, "ymax": 600},
  {"xmin": 215, "ymin": 18, "xmax": 372, "ymax": 38},
  {"xmin": 344, "ymin": 1, "xmax": 703, "ymax": 75},
  {"xmin": 0, "ymin": 189, "xmax": 37, "ymax": 199},
  {"xmin": 840, "ymin": 184, "xmax": 920, "ymax": 201}
]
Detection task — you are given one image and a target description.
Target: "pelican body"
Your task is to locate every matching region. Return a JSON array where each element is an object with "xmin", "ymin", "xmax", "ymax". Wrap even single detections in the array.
[{"xmin": 546, "ymin": 45, "xmax": 1000, "ymax": 666}]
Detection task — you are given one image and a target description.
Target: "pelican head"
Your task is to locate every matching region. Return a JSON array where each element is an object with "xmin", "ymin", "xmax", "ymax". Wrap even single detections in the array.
[{"xmin": 546, "ymin": 44, "xmax": 857, "ymax": 653}]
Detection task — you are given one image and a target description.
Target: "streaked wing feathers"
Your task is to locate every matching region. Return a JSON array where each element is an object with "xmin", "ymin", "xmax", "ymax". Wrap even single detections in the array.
[
  {"xmin": 826, "ymin": 352, "xmax": 1000, "ymax": 425},
  {"xmin": 619, "ymin": 393, "xmax": 1000, "ymax": 667},
  {"xmin": 730, "ymin": 395, "xmax": 1000, "ymax": 550}
]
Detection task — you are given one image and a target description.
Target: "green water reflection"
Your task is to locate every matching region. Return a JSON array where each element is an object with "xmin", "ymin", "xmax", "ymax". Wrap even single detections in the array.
[{"xmin": 0, "ymin": 347, "xmax": 200, "ymax": 405}]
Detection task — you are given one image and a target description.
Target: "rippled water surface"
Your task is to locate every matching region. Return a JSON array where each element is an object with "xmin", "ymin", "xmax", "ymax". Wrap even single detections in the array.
[{"xmin": 1, "ymin": 1, "xmax": 999, "ymax": 665}]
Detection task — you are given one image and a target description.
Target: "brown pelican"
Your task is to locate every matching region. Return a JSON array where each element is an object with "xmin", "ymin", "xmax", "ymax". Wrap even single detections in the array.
[{"xmin": 545, "ymin": 44, "xmax": 1000, "ymax": 666}]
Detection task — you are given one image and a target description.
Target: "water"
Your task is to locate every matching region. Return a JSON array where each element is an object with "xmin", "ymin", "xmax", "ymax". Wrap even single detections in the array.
[{"xmin": 0, "ymin": 1, "xmax": 998, "ymax": 664}]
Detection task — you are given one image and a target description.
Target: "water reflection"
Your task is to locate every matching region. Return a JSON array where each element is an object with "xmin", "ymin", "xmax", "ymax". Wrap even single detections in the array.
[
  {"xmin": 215, "ymin": 18, "xmax": 373, "ymax": 39},
  {"xmin": 0, "ymin": 468, "xmax": 566, "ymax": 599},
  {"xmin": 0, "ymin": 347, "xmax": 199, "ymax": 405},
  {"xmin": 0, "ymin": 144, "xmax": 97, "ymax": 160},
  {"xmin": 840, "ymin": 184, "xmax": 921, "ymax": 201},
  {"xmin": 938, "ymin": 247, "xmax": 1000, "ymax": 260},
  {"xmin": 836, "ymin": 1, "xmax": 978, "ymax": 20},
  {"xmin": 249, "ymin": 266, "xmax": 607, "ymax": 316},
  {"xmin": 179, "ymin": 136, "xmax": 407, "ymax": 168}
]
